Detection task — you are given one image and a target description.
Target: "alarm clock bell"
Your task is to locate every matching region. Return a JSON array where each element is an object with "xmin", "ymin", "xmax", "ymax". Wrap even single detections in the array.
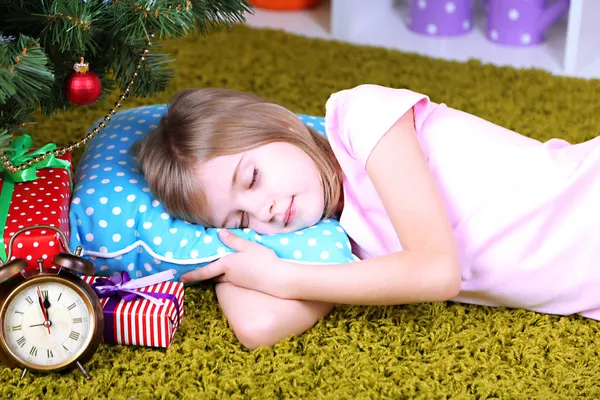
[{"xmin": 0, "ymin": 225, "xmax": 104, "ymax": 380}]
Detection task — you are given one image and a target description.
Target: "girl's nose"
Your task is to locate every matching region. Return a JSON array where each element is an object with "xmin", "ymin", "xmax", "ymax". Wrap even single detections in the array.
[
  {"xmin": 257, "ymin": 199, "xmax": 275, "ymax": 223},
  {"xmin": 241, "ymin": 191, "xmax": 275, "ymax": 224}
]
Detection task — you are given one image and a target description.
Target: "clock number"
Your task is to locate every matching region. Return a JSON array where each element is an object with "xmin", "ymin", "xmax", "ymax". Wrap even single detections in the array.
[
  {"xmin": 14, "ymin": 310, "xmax": 24, "ymax": 315},
  {"xmin": 29, "ymin": 346, "xmax": 38, "ymax": 357},
  {"xmin": 16, "ymin": 337, "xmax": 26, "ymax": 347},
  {"xmin": 68, "ymin": 303, "xmax": 76, "ymax": 310},
  {"xmin": 62, "ymin": 345, "xmax": 69, "ymax": 352},
  {"xmin": 25, "ymin": 296, "xmax": 34, "ymax": 305},
  {"xmin": 58, "ymin": 292, "xmax": 63, "ymax": 302},
  {"xmin": 73, "ymin": 317, "xmax": 83, "ymax": 324},
  {"xmin": 41, "ymin": 290, "xmax": 49, "ymax": 299},
  {"xmin": 12, "ymin": 325, "xmax": 22, "ymax": 332},
  {"xmin": 69, "ymin": 331, "xmax": 80, "ymax": 341},
  {"xmin": 47, "ymin": 349, "xmax": 54, "ymax": 358}
]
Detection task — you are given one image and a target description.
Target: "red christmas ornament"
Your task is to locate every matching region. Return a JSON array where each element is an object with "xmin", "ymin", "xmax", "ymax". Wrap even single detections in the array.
[{"xmin": 64, "ymin": 57, "xmax": 102, "ymax": 105}]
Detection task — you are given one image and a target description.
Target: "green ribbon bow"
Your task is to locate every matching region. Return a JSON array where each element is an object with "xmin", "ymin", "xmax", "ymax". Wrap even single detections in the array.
[
  {"xmin": 0, "ymin": 135, "xmax": 72, "ymax": 261},
  {"xmin": 1, "ymin": 134, "xmax": 71, "ymax": 183}
]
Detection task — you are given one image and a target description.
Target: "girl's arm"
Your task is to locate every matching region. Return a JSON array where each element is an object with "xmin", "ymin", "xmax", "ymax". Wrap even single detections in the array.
[
  {"xmin": 280, "ymin": 107, "xmax": 462, "ymax": 305},
  {"xmin": 181, "ymin": 107, "xmax": 462, "ymax": 306},
  {"xmin": 215, "ymin": 283, "xmax": 334, "ymax": 350}
]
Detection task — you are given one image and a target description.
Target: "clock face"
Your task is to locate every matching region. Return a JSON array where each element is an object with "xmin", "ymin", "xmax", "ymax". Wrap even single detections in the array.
[{"xmin": 1, "ymin": 279, "xmax": 94, "ymax": 370}]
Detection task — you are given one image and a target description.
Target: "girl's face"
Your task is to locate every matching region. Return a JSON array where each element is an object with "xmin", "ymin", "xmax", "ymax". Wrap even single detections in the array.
[{"xmin": 196, "ymin": 142, "xmax": 325, "ymax": 234}]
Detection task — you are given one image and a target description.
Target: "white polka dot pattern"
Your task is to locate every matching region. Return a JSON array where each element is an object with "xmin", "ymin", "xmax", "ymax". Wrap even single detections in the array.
[
  {"xmin": 69, "ymin": 106, "xmax": 355, "ymax": 281},
  {"xmin": 409, "ymin": 0, "xmax": 472, "ymax": 37},
  {"xmin": 485, "ymin": 0, "xmax": 570, "ymax": 46},
  {"xmin": 1, "ymin": 156, "xmax": 72, "ymax": 269}
]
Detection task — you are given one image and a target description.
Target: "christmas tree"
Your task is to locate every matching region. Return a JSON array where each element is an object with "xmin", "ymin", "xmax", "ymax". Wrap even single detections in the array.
[{"xmin": 0, "ymin": 0, "xmax": 253, "ymax": 152}]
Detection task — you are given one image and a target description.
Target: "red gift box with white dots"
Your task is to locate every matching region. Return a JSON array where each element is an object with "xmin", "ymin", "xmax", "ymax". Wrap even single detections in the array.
[{"xmin": 1, "ymin": 153, "xmax": 72, "ymax": 269}]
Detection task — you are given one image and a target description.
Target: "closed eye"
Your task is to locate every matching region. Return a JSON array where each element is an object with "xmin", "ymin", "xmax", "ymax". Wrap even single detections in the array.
[
  {"xmin": 236, "ymin": 168, "xmax": 259, "ymax": 228},
  {"xmin": 249, "ymin": 167, "xmax": 259, "ymax": 189},
  {"xmin": 237, "ymin": 212, "xmax": 249, "ymax": 229}
]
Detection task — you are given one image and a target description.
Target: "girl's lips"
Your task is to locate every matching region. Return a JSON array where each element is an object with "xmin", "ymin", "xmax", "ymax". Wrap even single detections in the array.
[{"xmin": 284, "ymin": 196, "xmax": 296, "ymax": 226}]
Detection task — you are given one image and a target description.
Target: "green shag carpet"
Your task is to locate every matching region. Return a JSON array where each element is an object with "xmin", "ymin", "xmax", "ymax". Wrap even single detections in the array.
[{"xmin": 2, "ymin": 24, "xmax": 600, "ymax": 399}]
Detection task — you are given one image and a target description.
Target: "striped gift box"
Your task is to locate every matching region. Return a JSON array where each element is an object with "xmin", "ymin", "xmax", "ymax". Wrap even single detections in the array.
[{"xmin": 80, "ymin": 276, "xmax": 184, "ymax": 348}]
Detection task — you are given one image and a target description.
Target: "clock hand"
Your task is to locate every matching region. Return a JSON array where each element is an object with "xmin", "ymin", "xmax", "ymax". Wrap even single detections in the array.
[
  {"xmin": 36, "ymin": 286, "xmax": 52, "ymax": 335},
  {"xmin": 43, "ymin": 291, "xmax": 51, "ymax": 310},
  {"xmin": 29, "ymin": 322, "xmax": 52, "ymax": 328}
]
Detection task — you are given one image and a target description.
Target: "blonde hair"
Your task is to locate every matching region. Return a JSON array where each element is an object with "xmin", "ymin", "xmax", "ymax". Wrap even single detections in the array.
[{"xmin": 131, "ymin": 87, "xmax": 343, "ymax": 227}]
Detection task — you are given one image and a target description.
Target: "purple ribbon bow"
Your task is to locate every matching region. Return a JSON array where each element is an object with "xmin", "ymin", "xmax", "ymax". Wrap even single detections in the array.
[{"xmin": 91, "ymin": 270, "xmax": 182, "ymax": 345}]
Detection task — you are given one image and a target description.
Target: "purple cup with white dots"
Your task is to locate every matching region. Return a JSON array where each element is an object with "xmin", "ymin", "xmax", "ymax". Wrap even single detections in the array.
[
  {"xmin": 408, "ymin": 0, "xmax": 473, "ymax": 37},
  {"xmin": 486, "ymin": 0, "xmax": 571, "ymax": 46}
]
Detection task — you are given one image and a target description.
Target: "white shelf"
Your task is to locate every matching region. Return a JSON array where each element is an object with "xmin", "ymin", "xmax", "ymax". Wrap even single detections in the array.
[{"xmin": 244, "ymin": 0, "xmax": 600, "ymax": 80}]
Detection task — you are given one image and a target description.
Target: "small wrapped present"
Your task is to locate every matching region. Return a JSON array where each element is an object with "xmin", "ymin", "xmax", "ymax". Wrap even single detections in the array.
[
  {"xmin": 0, "ymin": 135, "xmax": 72, "ymax": 268},
  {"xmin": 81, "ymin": 270, "xmax": 184, "ymax": 348}
]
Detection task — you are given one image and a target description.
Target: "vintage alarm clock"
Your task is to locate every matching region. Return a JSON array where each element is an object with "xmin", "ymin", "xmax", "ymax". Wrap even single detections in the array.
[{"xmin": 0, "ymin": 225, "xmax": 104, "ymax": 380}]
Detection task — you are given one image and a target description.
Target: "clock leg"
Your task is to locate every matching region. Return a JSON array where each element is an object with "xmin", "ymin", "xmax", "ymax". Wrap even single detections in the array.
[
  {"xmin": 20, "ymin": 369, "xmax": 28, "ymax": 380},
  {"xmin": 76, "ymin": 361, "xmax": 91, "ymax": 380}
]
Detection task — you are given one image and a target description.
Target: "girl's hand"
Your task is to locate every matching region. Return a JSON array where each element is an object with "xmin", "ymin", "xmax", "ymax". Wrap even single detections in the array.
[{"xmin": 180, "ymin": 229, "xmax": 291, "ymax": 298}]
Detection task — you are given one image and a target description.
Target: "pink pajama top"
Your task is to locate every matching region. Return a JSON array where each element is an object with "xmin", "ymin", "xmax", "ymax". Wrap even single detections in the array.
[{"xmin": 325, "ymin": 84, "xmax": 600, "ymax": 319}]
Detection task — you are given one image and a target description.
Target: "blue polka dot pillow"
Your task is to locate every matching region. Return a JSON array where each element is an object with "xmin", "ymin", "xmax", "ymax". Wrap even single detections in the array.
[{"xmin": 68, "ymin": 105, "xmax": 357, "ymax": 282}]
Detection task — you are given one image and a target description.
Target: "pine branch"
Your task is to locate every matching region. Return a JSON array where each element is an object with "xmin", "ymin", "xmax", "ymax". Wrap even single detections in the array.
[
  {"xmin": 0, "ymin": 128, "xmax": 12, "ymax": 151},
  {"xmin": 7, "ymin": 36, "xmax": 54, "ymax": 104},
  {"xmin": 107, "ymin": 0, "xmax": 252, "ymax": 43},
  {"xmin": 0, "ymin": 0, "xmax": 254, "ymax": 138},
  {"xmin": 0, "ymin": 99, "xmax": 37, "ymax": 149},
  {"xmin": 108, "ymin": 0, "xmax": 196, "ymax": 44},
  {"xmin": 189, "ymin": 0, "xmax": 253, "ymax": 34},
  {"xmin": 1, "ymin": 0, "xmax": 108, "ymax": 55},
  {"xmin": 38, "ymin": 0, "xmax": 107, "ymax": 54},
  {"xmin": 111, "ymin": 40, "xmax": 174, "ymax": 98},
  {"xmin": 0, "ymin": 34, "xmax": 54, "ymax": 103}
]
